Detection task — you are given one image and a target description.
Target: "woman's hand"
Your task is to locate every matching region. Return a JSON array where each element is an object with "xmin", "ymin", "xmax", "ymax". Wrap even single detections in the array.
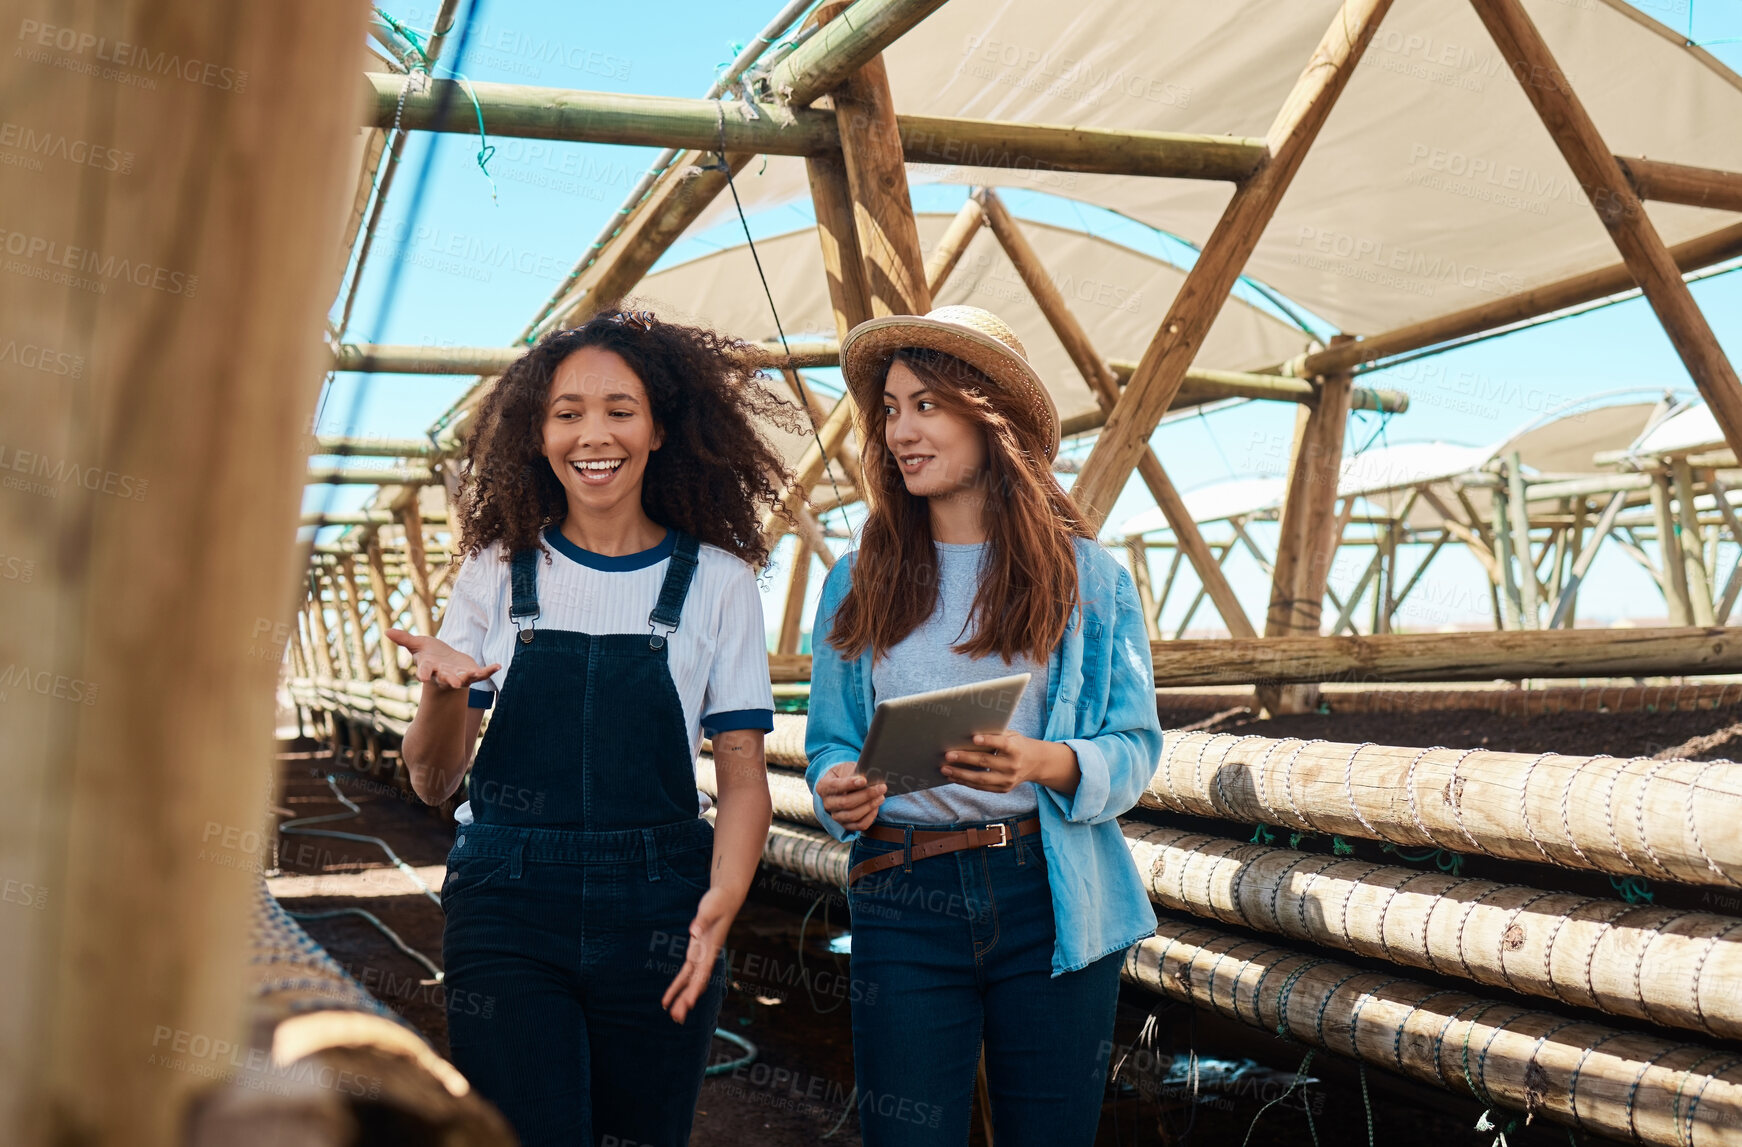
[
  {"xmin": 942, "ymin": 732, "xmax": 1080, "ymax": 797},
  {"xmin": 386, "ymin": 629, "xmax": 500, "ymax": 692},
  {"xmin": 815, "ymin": 763, "xmax": 884, "ymax": 832},
  {"xmin": 661, "ymin": 886, "xmax": 736, "ymax": 1024}
]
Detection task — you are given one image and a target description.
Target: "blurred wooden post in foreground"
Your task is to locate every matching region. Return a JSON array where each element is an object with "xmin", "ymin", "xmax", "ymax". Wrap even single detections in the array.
[{"xmin": 0, "ymin": 1, "xmax": 371, "ymax": 1142}]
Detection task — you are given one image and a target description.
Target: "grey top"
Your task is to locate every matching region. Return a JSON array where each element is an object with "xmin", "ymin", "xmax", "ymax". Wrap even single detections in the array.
[{"xmin": 872, "ymin": 541, "xmax": 1046, "ymax": 826}]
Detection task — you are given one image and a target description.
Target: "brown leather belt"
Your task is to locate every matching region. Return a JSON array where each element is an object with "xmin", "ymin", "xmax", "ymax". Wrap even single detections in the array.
[{"xmin": 845, "ymin": 817, "xmax": 1041, "ymax": 887}]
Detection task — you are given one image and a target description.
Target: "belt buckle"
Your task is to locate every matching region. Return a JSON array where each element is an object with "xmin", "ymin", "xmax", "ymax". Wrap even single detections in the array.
[{"xmin": 986, "ymin": 822, "xmax": 1010, "ymax": 848}]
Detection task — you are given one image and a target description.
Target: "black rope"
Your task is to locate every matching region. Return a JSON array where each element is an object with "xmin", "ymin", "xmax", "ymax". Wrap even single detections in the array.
[{"xmin": 709, "ymin": 103, "xmax": 850, "ymax": 540}]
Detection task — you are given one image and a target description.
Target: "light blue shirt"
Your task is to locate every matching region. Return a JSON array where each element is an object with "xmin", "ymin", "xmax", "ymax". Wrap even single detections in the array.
[
  {"xmin": 805, "ymin": 537, "xmax": 1164, "ymax": 976},
  {"xmin": 872, "ymin": 539, "xmax": 1044, "ymax": 825}
]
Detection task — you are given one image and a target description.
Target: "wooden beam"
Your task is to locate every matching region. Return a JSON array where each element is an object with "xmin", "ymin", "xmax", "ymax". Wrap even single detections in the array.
[
  {"xmin": 305, "ymin": 464, "xmax": 436, "ymax": 485},
  {"xmin": 766, "ymin": 0, "xmax": 951, "ymax": 107},
  {"xmin": 398, "ymin": 503, "xmax": 437, "ymax": 636},
  {"xmin": 365, "ymin": 72, "xmax": 1268, "ymax": 182},
  {"xmin": 335, "ymin": 557, "xmax": 374, "ymax": 681},
  {"xmin": 1506, "ymin": 453, "xmax": 1539, "ymax": 628},
  {"xmin": 1618, "ymin": 156, "xmax": 1742, "ymax": 214},
  {"xmin": 832, "ymin": 55, "xmax": 930, "ymax": 316},
  {"xmin": 1152, "ymin": 626, "xmax": 1742, "ymax": 686},
  {"xmin": 1069, "ymin": 0, "xmax": 1396, "ymax": 526},
  {"xmin": 1294, "ymin": 220, "xmax": 1742, "ymax": 377},
  {"xmin": 1673, "ymin": 455, "xmax": 1717, "ymax": 625},
  {"xmin": 1126, "ymin": 537, "xmax": 1162, "ymax": 642},
  {"xmin": 923, "ymin": 194, "xmax": 985, "ymax": 299},
  {"xmin": 1547, "ymin": 490, "xmax": 1625, "ymax": 628},
  {"xmin": 1467, "ymin": 0, "xmax": 1742, "ymax": 465},
  {"xmin": 794, "ymin": 506, "xmax": 840, "ymax": 570},
  {"xmin": 1649, "ymin": 469, "xmax": 1694, "ymax": 625},
  {"xmin": 778, "ymin": 542, "xmax": 813, "ymax": 656},
  {"xmin": 975, "ymin": 187, "xmax": 1255, "ymax": 637},
  {"xmin": 333, "ymin": 339, "xmax": 837, "ymax": 374},
  {"xmin": 804, "ymin": 147, "xmax": 875, "ymax": 341},
  {"xmin": 364, "ymin": 538, "xmax": 406, "ymax": 685}
]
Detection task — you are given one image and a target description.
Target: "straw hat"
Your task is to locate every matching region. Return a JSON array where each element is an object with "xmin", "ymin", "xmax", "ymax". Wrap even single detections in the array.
[{"xmin": 840, "ymin": 305, "xmax": 1060, "ymax": 460}]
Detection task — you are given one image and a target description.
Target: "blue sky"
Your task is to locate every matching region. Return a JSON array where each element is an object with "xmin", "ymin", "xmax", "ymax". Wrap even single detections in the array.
[{"xmin": 314, "ymin": 0, "xmax": 1742, "ymax": 639}]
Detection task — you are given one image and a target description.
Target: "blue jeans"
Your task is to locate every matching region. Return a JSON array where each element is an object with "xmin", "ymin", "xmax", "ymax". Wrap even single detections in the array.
[
  {"xmin": 442, "ymin": 819, "xmax": 725, "ymax": 1147},
  {"xmin": 846, "ymin": 820, "xmax": 1124, "ymax": 1146}
]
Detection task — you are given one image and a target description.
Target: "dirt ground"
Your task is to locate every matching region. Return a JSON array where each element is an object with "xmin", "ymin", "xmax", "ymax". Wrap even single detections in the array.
[{"xmin": 268, "ymin": 692, "xmax": 1742, "ymax": 1145}]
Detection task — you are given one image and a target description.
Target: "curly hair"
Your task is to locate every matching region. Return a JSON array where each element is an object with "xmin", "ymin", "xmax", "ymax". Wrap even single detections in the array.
[{"xmin": 455, "ymin": 313, "xmax": 802, "ymax": 568}]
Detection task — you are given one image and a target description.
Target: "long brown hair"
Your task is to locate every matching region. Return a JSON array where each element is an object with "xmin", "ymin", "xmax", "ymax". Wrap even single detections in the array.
[
  {"xmin": 829, "ymin": 347, "xmax": 1090, "ymax": 663},
  {"xmin": 455, "ymin": 314, "xmax": 801, "ymax": 567}
]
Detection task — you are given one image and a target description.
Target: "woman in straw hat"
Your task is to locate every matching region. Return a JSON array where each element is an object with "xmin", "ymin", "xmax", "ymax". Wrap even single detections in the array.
[{"xmin": 804, "ymin": 305, "xmax": 1164, "ymax": 1144}]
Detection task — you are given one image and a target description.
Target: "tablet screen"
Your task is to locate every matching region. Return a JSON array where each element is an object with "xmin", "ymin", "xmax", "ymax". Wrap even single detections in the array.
[{"xmin": 854, "ymin": 672, "xmax": 1031, "ymax": 795}]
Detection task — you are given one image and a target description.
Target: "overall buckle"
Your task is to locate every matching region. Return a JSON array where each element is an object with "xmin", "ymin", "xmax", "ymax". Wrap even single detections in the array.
[{"xmin": 985, "ymin": 822, "xmax": 1010, "ymax": 848}]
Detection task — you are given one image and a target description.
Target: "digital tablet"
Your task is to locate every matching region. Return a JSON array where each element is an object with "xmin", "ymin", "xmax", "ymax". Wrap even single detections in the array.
[{"xmin": 854, "ymin": 673, "xmax": 1031, "ymax": 795}]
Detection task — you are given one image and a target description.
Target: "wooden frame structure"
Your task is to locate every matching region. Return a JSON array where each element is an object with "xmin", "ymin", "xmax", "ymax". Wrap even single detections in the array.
[{"xmin": 279, "ymin": 2, "xmax": 1742, "ymax": 1141}]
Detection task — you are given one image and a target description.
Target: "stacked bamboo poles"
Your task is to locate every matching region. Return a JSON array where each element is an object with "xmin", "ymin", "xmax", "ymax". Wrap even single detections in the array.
[
  {"xmin": 1127, "ymin": 921, "xmax": 1742, "ymax": 1147},
  {"xmin": 1145, "ymin": 731, "xmax": 1742, "ymax": 887},
  {"xmin": 697, "ymin": 757, "xmax": 1742, "ymax": 1041},
  {"xmin": 1155, "ymin": 681, "xmax": 1742, "ymax": 717},
  {"xmin": 1124, "ymin": 823, "xmax": 1742, "ymax": 1040},
  {"xmin": 692, "ymin": 788, "xmax": 1742, "ymax": 1147}
]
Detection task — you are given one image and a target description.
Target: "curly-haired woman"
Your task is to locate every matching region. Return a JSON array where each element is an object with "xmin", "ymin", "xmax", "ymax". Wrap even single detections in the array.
[
  {"xmin": 388, "ymin": 311, "xmax": 796, "ymax": 1146},
  {"xmin": 803, "ymin": 306, "xmax": 1164, "ymax": 1145}
]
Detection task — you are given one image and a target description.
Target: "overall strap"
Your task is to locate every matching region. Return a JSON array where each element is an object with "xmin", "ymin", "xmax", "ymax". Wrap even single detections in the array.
[
  {"xmin": 647, "ymin": 532, "xmax": 701, "ymax": 650},
  {"xmin": 509, "ymin": 548, "xmax": 541, "ymax": 643}
]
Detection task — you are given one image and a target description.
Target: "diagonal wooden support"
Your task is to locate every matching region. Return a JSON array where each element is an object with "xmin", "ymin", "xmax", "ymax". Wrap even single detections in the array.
[
  {"xmin": 975, "ymin": 187, "xmax": 1255, "ymax": 636},
  {"xmin": 924, "ymin": 194, "xmax": 985, "ymax": 300},
  {"xmin": 1069, "ymin": 0, "xmax": 1396, "ymax": 527},
  {"xmin": 1467, "ymin": 0, "xmax": 1742, "ymax": 467}
]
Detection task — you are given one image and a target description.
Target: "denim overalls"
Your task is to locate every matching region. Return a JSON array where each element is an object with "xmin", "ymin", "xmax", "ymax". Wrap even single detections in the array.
[{"xmin": 442, "ymin": 534, "xmax": 724, "ymax": 1147}]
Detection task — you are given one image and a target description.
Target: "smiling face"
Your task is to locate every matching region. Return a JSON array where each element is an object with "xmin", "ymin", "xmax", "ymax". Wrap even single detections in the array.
[
  {"xmin": 882, "ymin": 358, "xmax": 988, "ymax": 500},
  {"xmin": 542, "ymin": 345, "xmax": 662, "ymax": 516}
]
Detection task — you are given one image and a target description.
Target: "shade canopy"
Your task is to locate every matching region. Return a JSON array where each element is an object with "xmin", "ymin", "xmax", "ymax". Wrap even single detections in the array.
[
  {"xmin": 698, "ymin": 0, "xmax": 1742, "ymax": 339},
  {"xmin": 627, "ymin": 212, "xmax": 1313, "ymax": 429}
]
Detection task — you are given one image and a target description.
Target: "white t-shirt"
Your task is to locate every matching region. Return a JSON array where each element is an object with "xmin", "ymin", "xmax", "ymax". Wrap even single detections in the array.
[{"xmin": 438, "ymin": 525, "xmax": 775, "ymax": 779}]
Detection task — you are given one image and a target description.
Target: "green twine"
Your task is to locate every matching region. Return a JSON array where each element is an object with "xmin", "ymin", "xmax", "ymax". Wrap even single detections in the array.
[
  {"xmin": 373, "ymin": 7, "xmax": 498, "ymax": 202},
  {"xmin": 1289, "ymin": 830, "xmax": 1310, "ymax": 849},
  {"xmin": 1332, "ymin": 836, "xmax": 1355, "ymax": 856},
  {"xmin": 1611, "ymin": 875, "xmax": 1654, "ymax": 904},
  {"xmin": 1380, "ymin": 843, "xmax": 1466, "ymax": 875},
  {"xmin": 1241, "ymin": 1050, "xmax": 1315, "ymax": 1147},
  {"xmin": 1476, "ymin": 1107, "xmax": 1518, "ymax": 1146},
  {"xmin": 1251, "ymin": 824, "xmax": 1277, "ymax": 845}
]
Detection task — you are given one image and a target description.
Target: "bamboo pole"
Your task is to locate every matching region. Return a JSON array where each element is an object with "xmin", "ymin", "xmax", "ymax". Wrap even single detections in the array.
[
  {"xmin": 690, "ymin": 775, "xmax": 1742, "ymax": 1143},
  {"xmin": 699, "ymin": 760, "xmax": 1742, "ymax": 1042},
  {"xmin": 1651, "ymin": 470, "xmax": 1695, "ymax": 626},
  {"xmin": 1125, "ymin": 921, "xmax": 1742, "ymax": 1147},
  {"xmin": 1293, "ymin": 220, "xmax": 1742, "ymax": 377},
  {"xmin": 364, "ymin": 74, "xmax": 1269, "ymax": 184},
  {"xmin": 1467, "ymin": 0, "xmax": 1742, "ymax": 468},
  {"xmin": 804, "ymin": 146, "xmax": 874, "ymax": 342},
  {"xmin": 335, "ymin": 557, "xmax": 374, "ymax": 681},
  {"xmin": 974, "ymin": 187, "xmax": 1254, "ymax": 637},
  {"xmin": 1126, "ymin": 538, "xmax": 1162, "ymax": 642},
  {"xmin": 768, "ymin": 0, "xmax": 949, "ymax": 106},
  {"xmin": 1618, "ymin": 156, "xmax": 1742, "ymax": 214},
  {"xmin": 1147, "ymin": 626, "xmax": 1742, "ymax": 686},
  {"xmin": 333, "ymin": 339, "xmax": 838, "ymax": 374},
  {"xmin": 1146, "ymin": 730, "xmax": 1742, "ymax": 888},
  {"xmin": 778, "ymin": 542, "xmax": 813, "ymax": 657},
  {"xmin": 1506, "ymin": 454, "xmax": 1539, "ymax": 628},
  {"xmin": 1125, "ymin": 822, "xmax": 1742, "ymax": 1040},
  {"xmin": 397, "ymin": 504, "xmax": 436, "ymax": 636},
  {"xmin": 1069, "ymin": 0, "xmax": 1396, "ymax": 526},
  {"xmin": 364, "ymin": 539, "xmax": 406, "ymax": 685},
  {"xmin": 923, "ymin": 194, "xmax": 985, "ymax": 299},
  {"xmin": 1674, "ymin": 457, "xmax": 1717, "ymax": 625},
  {"xmin": 832, "ymin": 59, "xmax": 930, "ymax": 317},
  {"xmin": 1491, "ymin": 484, "xmax": 1524, "ymax": 629}
]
